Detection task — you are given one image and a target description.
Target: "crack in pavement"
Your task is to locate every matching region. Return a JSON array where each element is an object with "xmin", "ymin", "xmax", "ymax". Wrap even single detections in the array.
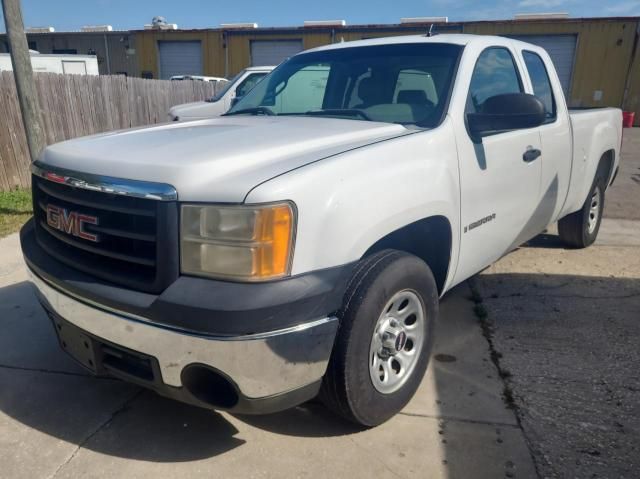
[
  {"xmin": 467, "ymin": 279, "xmax": 543, "ymax": 479},
  {"xmin": 47, "ymin": 389, "xmax": 144, "ymax": 479},
  {"xmin": 398, "ymin": 411, "xmax": 520, "ymax": 429},
  {"xmin": 0, "ymin": 363, "xmax": 118, "ymax": 380},
  {"xmin": 494, "ymin": 292, "xmax": 640, "ymax": 300},
  {"xmin": 347, "ymin": 436, "xmax": 405, "ymax": 479}
]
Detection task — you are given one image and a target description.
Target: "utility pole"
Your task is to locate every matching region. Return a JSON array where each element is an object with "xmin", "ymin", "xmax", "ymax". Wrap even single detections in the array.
[{"xmin": 1, "ymin": 0, "xmax": 45, "ymax": 162}]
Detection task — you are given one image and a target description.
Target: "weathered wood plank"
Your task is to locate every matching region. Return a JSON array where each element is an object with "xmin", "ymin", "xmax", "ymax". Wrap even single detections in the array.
[{"xmin": 0, "ymin": 73, "xmax": 227, "ymax": 191}]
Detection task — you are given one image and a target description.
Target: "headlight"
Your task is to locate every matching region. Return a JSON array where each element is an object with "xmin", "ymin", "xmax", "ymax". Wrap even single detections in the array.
[{"xmin": 180, "ymin": 202, "xmax": 296, "ymax": 281}]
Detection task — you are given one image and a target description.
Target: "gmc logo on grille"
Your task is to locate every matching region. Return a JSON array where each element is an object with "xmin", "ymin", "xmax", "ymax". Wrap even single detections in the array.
[{"xmin": 46, "ymin": 205, "xmax": 100, "ymax": 243}]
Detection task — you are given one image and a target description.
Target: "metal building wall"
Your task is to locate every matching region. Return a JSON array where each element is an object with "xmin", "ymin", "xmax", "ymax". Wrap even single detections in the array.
[
  {"xmin": 225, "ymin": 32, "xmax": 305, "ymax": 76},
  {"xmin": 136, "ymin": 30, "xmax": 224, "ymax": 80},
  {"xmin": 462, "ymin": 19, "xmax": 639, "ymax": 111},
  {"xmin": 622, "ymin": 25, "xmax": 640, "ymax": 124},
  {"xmin": 130, "ymin": 18, "xmax": 639, "ymax": 123}
]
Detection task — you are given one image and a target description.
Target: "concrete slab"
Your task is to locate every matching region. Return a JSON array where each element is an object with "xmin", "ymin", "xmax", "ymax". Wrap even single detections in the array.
[
  {"xmin": 405, "ymin": 285, "xmax": 518, "ymax": 426},
  {"xmin": 0, "ymin": 230, "xmax": 535, "ymax": 478},
  {"xmin": 0, "ymin": 233, "xmax": 91, "ymax": 375},
  {"xmin": 0, "ymin": 368, "xmax": 137, "ymax": 479},
  {"xmin": 51, "ymin": 390, "xmax": 536, "ymax": 479}
]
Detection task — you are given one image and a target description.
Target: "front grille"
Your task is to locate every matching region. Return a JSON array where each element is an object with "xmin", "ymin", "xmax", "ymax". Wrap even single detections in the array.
[{"xmin": 33, "ymin": 174, "xmax": 179, "ymax": 293}]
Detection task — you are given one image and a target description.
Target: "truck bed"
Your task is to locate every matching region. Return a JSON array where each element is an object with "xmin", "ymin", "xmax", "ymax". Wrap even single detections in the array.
[{"xmin": 564, "ymin": 107, "xmax": 623, "ymax": 215}]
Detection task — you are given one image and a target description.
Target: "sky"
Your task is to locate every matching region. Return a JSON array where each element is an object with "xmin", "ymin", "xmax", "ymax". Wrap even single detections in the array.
[{"xmin": 1, "ymin": 0, "xmax": 640, "ymax": 32}]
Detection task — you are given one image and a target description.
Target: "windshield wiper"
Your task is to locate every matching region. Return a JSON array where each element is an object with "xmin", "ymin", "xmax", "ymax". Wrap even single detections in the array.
[
  {"xmin": 303, "ymin": 109, "xmax": 372, "ymax": 121},
  {"xmin": 224, "ymin": 107, "xmax": 275, "ymax": 116}
]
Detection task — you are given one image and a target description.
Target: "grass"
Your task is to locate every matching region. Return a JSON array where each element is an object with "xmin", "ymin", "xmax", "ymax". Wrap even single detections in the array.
[{"xmin": 0, "ymin": 189, "xmax": 32, "ymax": 239}]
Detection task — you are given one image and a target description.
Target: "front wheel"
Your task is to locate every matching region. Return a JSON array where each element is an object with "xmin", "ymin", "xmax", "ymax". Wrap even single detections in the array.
[
  {"xmin": 558, "ymin": 175, "xmax": 606, "ymax": 248},
  {"xmin": 320, "ymin": 250, "xmax": 438, "ymax": 427}
]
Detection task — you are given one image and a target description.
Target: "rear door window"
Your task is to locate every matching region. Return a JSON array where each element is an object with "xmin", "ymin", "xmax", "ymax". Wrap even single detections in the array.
[{"xmin": 522, "ymin": 51, "xmax": 557, "ymax": 122}]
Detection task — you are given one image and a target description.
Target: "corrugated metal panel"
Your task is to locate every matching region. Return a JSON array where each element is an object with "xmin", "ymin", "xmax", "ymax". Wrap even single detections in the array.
[
  {"xmin": 250, "ymin": 40, "xmax": 303, "ymax": 66},
  {"xmin": 158, "ymin": 40, "xmax": 202, "ymax": 79},
  {"xmin": 132, "ymin": 19, "xmax": 639, "ymax": 108},
  {"xmin": 623, "ymin": 27, "xmax": 640, "ymax": 124},
  {"xmin": 463, "ymin": 20, "xmax": 638, "ymax": 108},
  {"xmin": 510, "ymin": 34, "xmax": 577, "ymax": 96}
]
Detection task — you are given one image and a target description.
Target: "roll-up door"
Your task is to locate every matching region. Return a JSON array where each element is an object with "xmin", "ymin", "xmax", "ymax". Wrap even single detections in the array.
[
  {"xmin": 250, "ymin": 40, "xmax": 303, "ymax": 67},
  {"xmin": 511, "ymin": 34, "xmax": 577, "ymax": 96},
  {"xmin": 158, "ymin": 41, "xmax": 203, "ymax": 79}
]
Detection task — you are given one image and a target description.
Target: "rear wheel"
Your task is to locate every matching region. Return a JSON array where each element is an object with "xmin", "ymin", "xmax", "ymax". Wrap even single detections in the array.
[
  {"xmin": 320, "ymin": 250, "xmax": 438, "ymax": 427},
  {"xmin": 558, "ymin": 175, "xmax": 605, "ymax": 248}
]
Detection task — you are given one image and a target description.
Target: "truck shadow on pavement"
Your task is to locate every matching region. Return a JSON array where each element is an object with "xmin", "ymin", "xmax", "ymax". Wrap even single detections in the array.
[
  {"xmin": 2, "ymin": 259, "xmax": 637, "ymax": 471},
  {"xmin": 523, "ymin": 232, "xmax": 566, "ymax": 249},
  {"xmin": 0, "ymin": 280, "xmax": 362, "ymax": 464}
]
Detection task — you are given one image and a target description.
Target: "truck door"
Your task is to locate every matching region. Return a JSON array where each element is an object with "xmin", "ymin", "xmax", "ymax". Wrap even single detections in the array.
[
  {"xmin": 520, "ymin": 49, "xmax": 573, "ymax": 224},
  {"xmin": 453, "ymin": 47, "xmax": 543, "ymax": 282}
]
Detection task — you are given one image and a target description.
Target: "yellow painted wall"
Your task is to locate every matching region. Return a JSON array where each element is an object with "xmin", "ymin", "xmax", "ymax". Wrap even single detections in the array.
[
  {"xmin": 463, "ymin": 20, "xmax": 638, "ymax": 109},
  {"xmin": 136, "ymin": 30, "xmax": 225, "ymax": 79},
  {"xmin": 623, "ymin": 30, "xmax": 640, "ymax": 124},
  {"xmin": 135, "ymin": 20, "xmax": 640, "ymax": 121}
]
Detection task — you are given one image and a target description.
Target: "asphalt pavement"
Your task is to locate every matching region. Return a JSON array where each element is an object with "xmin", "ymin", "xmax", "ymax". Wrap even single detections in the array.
[{"xmin": 475, "ymin": 129, "xmax": 640, "ymax": 478}]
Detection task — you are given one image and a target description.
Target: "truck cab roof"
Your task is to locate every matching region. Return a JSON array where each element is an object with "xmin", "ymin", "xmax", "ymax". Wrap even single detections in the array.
[{"xmin": 305, "ymin": 33, "xmax": 534, "ymax": 53}]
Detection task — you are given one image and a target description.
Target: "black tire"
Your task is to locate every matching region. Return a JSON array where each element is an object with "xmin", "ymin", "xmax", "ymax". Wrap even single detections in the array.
[
  {"xmin": 558, "ymin": 174, "xmax": 606, "ymax": 248},
  {"xmin": 320, "ymin": 249, "xmax": 438, "ymax": 427}
]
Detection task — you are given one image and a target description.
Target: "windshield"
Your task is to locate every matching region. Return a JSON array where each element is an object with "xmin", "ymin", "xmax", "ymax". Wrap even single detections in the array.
[
  {"xmin": 226, "ymin": 43, "xmax": 462, "ymax": 128},
  {"xmin": 208, "ymin": 71, "xmax": 244, "ymax": 102}
]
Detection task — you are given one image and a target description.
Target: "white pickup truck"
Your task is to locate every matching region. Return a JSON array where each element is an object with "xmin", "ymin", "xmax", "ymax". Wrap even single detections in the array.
[
  {"xmin": 168, "ymin": 66, "xmax": 274, "ymax": 121},
  {"xmin": 21, "ymin": 34, "xmax": 621, "ymax": 427}
]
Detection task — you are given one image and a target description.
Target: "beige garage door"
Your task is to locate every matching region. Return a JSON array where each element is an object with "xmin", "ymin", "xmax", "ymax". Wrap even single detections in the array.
[
  {"xmin": 511, "ymin": 34, "xmax": 577, "ymax": 96},
  {"xmin": 250, "ymin": 40, "xmax": 303, "ymax": 67},
  {"xmin": 158, "ymin": 41, "xmax": 203, "ymax": 80}
]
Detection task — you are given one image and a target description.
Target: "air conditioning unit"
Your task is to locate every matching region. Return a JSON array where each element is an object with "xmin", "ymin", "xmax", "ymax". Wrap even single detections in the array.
[
  {"xmin": 144, "ymin": 16, "xmax": 178, "ymax": 30},
  {"xmin": 25, "ymin": 26, "xmax": 55, "ymax": 33},
  {"xmin": 220, "ymin": 23, "xmax": 259, "ymax": 29},
  {"xmin": 400, "ymin": 17, "xmax": 448, "ymax": 24},
  {"xmin": 303, "ymin": 20, "xmax": 347, "ymax": 27},
  {"xmin": 81, "ymin": 25, "xmax": 113, "ymax": 32},
  {"xmin": 514, "ymin": 12, "xmax": 569, "ymax": 20}
]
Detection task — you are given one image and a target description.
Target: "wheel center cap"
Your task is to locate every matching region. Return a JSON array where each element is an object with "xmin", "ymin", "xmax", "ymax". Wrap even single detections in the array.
[{"xmin": 380, "ymin": 322, "xmax": 407, "ymax": 356}]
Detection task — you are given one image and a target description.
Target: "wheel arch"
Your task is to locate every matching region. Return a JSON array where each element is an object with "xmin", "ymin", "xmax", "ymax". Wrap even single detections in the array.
[
  {"xmin": 597, "ymin": 149, "xmax": 616, "ymax": 187},
  {"xmin": 361, "ymin": 215, "xmax": 452, "ymax": 295}
]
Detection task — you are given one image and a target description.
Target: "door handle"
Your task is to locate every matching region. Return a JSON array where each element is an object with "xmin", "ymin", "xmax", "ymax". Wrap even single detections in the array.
[{"xmin": 523, "ymin": 148, "xmax": 542, "ymax": 163}]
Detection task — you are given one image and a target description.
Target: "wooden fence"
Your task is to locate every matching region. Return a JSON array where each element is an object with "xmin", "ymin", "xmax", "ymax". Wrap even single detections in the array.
[{"xmin": 0, "ymin": 72, "xmax": 225, "ymax": 191}]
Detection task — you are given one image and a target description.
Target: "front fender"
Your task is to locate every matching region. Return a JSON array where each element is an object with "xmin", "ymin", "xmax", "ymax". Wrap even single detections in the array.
[{"xmin": 245, "ymin": 120, "xmax": 461, "ymax": 282}]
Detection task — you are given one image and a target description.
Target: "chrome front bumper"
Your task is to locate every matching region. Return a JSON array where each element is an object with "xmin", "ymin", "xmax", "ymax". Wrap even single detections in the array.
[{"xmin": 28, "ymin": 268, "xmax": 338, "ymax": 399}]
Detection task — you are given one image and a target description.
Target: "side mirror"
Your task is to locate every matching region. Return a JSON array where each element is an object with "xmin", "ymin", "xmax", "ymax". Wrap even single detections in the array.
[{"xmin": 467, "ymin": 93, "xmax": 545, "ymax": 139}]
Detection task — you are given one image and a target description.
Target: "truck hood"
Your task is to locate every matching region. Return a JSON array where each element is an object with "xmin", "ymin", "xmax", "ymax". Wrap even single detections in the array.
[
  {"xmin": 169, "ymin": 100, "xmax": 224, "ymax": 120},
  {"xmin": 40, "ymin": 116, "xmax": 410, "ymax": 202}
]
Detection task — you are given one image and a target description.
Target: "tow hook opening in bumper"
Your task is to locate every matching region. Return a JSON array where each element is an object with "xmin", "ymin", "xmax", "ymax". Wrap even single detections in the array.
[{"xmin": 181, "ymin": 365, "xmax": 239, "ymax": 409}]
